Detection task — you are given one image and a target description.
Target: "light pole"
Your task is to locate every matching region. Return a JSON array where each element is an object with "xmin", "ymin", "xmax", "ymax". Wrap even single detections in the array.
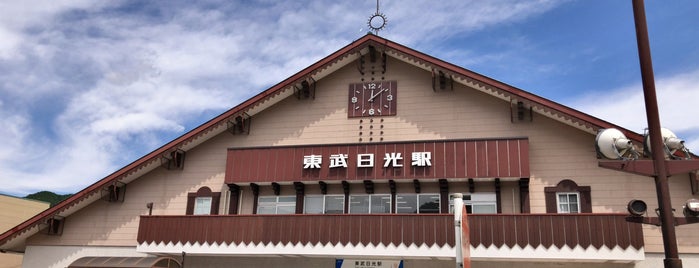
[{"xmin": 633, "ymin": 0, "xmax": 681, "ymax": 267}]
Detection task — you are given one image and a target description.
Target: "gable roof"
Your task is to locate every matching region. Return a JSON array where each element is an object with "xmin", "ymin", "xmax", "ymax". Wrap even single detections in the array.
[{"xmin": 0, "ymin": 34, "xmax": 642, "ymax": 251}]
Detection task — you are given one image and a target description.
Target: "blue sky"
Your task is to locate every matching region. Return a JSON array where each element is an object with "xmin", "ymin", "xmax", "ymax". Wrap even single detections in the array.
[{"xmin": 0, "ymin": 0, "xmax": 698, "ymax": 196}]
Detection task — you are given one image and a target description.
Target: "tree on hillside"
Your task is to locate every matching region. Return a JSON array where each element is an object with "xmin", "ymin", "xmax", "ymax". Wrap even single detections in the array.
[{"xmin": 25, "ymin": 191, "xmax": 72, "ymax": 207}]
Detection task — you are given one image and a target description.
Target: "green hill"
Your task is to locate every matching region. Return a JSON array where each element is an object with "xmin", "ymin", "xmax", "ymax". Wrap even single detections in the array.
[{"xmin": 25, "ymin": 191, "xmax": 72, "ymax": 207}]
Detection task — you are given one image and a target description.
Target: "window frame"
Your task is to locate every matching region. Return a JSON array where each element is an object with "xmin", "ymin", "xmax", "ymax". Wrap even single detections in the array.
[
  {"xmin": 544, "ymin": 179, "xmax": 591, "ymax": 213},
  {"xmin": 257, "ymin": 195, "xmax": 296, "ymax": 214},
  {"xmin": 395, "ymin": 193, "xmax": 441, "ymax": 214},
  {"xmin": 303, "ymin": 194, "xmax": 345, "ymax": 214},
  {"xmin": 193, "ymin": 196, "xmax": 213, "ymax": 215},
  {"xmin": 349, "ymin": 194, "xmax": 391, "ymax": 214},
  {"xmin": 449, "ymin": 192, "xmax": 498, "ymax": 214},
  {"xmin": 186, "ymin": 186, "xmax": 221, "ymax": 215},
  {"xmin": 556, "ymin": 192, "xmax": 581, "ymax": 214}
]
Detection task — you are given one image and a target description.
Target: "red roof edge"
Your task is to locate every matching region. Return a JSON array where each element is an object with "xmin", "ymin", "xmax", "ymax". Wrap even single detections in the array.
[{"xmin": 0, "ymin": 34, "xmax": 647, "ymax": 247}]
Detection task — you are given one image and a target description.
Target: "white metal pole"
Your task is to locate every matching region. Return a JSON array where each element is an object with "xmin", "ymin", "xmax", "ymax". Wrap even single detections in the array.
[{"xmin": 454, "ymin": 193, "xmax": 464, "ymax": 268}]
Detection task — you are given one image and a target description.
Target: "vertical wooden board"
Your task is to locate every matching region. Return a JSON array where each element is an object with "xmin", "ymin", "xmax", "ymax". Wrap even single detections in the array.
[
  {"xmin": 514, "ymin": 215, "xmax": 529, "ymax": 248},
  {"xmin": 526, "ymin": 216, "xmax": 541, "ymax": 248},
  {"xmin": 298, "ymin": 147, "xmax": 313, "ymax": 182},
  {"xmin": 217, "ymin": 217, "xmax": 231, "ymax": 244},
  {"xmin": 454, "ymin": 141, "xmax": 465, "ymax": 178},
  {"xmin": 413, "ymin": 216, "xmax": 425, "ymax": 246},
  {"xmin": 259, "ymin": 148, "xmax": 272, "ymax": 181},
  {"xmin": 551, "ymin": 216, "xmax": 567, "ymax": 248},
  {"xmin": 518, "ymin": 140, "xmax": 530, "ymax": 177},
  {"xmin": 629, "ymin": 220, "xmax": 644, "ymax": 250},
  {"xmin": 434, "ymin": 141, "xmax": 447, "ymax": 179},
  {"xmin": 503, "ymin": 215, "xmax": 517, "ymax": 248},
  {"xmin": 486, "ymin": 140, "xmax": 499, "ymax": 177},
  {"xmin": 237, "ymin": 217, "xmax": 250, "ymax": 244},
  {"xmin": 475, "ymin": 141, "xmax": 488, "ymax": 178},
  {"xmin": 247, "ymin": 149, "xmax": 260, "ymax": 182},
  {"xmin": 403, "ymin": 216, "xmax": 415, "ymax": 246},
  {"xmin": 371, "ymin": 216, "xmax": 382, "ymax": 245},
  {"xmin": 391, "ymin": 216, "xmax": 403, "ymax": 246},
  {"xmin": 614, "ymin": 215, "xmax": 631, "ymax": 249},
  {"xmin": 540, "ymin": 216, "xmax": 554, "ymax": 248},
  {"xmin": 363, "ymin": 216, "xmax": 373, "ymax": 245},
  {"xmin": 576, "ymin": 215, "xmax": 592, "ymax": 248},
  {"xmin": 434, "ymin": 215, "xmax": 447, "ymax": 247},
  {"xmin": 379, "ymin": 216, "xmax": 390, "ymax": 246},
  {"xmin": 338, "ymin": 215, "xmax": 351, "ymax": 245},
  {"xmin": 224, "ymin": 151, "xmax": 235, "ymax": 183},
  {"xmin": 467, "ymin": 215, "xmax": 481, "ymax": 247},
  {"xmin": 208, "ymin": 217, "xmax": 222, "ymax": 244},
  {"xmin": 347, "ymin": 145, "xmax": 358, "ymax": 181},
  {"xmin": 465, "ymin": 142, "xmax": 477, "ymax": 178},
  {"xmin": 563, "ymin": 216, "xmax": 578, "ymax": 248},
  {"xmin": 446, "ymin": 215, "xmax": 456, "ymax": 247},
  {"xmin": 507, "ymin": 140, "xmax": 521, "ymax": 178},
  {"xmin": 423, "ymin": 216, "xmax": 436, "ymax": 246},
  {"xmin": 349, "ymin": 216, "xmax": 361, "ymax": 245},
  {"xmin": 284, "ymin": 216, "xmax": 295, "ymax": 244},
  {"xmin": 237, "ymin": 150, "xmax": 251, "ymax": 182},
  {"xmin": 588, "ymin": 216, "xmax": 604, "ymax": 249},
  {"xmin": 244, "ymin": 149, "xmax": 264, "ymax": 181},
  {"xmin": 492, "ymin": 215, "xmax": 505, "ymax": 247},
  {"xmin": 603, "ymin": 215, "xmax": 617, "ymax": 249},
  {"xmin": 497, "ymin": 140, "xmax": 511, "ymax": 177}
]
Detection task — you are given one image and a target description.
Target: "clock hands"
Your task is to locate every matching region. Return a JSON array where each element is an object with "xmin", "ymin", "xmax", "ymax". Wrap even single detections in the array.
[{"xmin": 368, "ymin": 87, "xmax": 388, "ymax": 102}]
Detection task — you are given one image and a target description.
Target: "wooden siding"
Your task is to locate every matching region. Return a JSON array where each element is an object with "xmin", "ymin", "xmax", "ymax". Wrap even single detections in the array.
[
  {"xmin": 225, "ymin": 139, "xmax": 530, "ymax": 183},
  {"xmin": 137, "ymin": 214, "xmax": 642, "ymax": 251}
]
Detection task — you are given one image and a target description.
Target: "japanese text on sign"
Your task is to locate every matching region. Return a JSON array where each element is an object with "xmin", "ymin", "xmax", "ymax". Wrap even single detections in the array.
[{"xmin": 303, "ymin": 152, "xmax": 431, "ymax": 169}]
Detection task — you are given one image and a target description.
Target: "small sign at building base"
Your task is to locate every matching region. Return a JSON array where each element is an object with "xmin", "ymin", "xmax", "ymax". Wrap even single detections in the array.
[{"xmin": 336, "ymin": 259, "xmax": 403, "ymax": 268}]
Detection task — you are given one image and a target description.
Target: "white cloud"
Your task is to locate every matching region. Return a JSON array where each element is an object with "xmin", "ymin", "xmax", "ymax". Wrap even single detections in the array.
[
  {"xmin": 0, "ymin": 1, "xmax": 571, "ymax": 196},
  {"xmin": 384, "ymin": 0, "xmax": 562, "ymax": 45},
  {"xmin": 571, "ymin": 69, "xmax": 699, "ymax": 153}
]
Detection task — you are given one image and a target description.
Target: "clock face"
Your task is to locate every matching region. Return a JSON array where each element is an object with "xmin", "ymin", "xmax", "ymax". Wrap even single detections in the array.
[{"xmin": 348, "ymin": 81, "xmax": 397, "ymax": 118}]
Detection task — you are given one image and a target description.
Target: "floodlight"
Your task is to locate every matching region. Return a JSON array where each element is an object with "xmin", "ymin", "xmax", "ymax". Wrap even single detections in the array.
[
  {"xmin": 644, "ymin": 128, "xmax": 691, "ymax": 159},
  {"xmin": 628, "ymin": 199, "xmax": 648, "ymax": 216},
  {"xmin": 596, "ymin": 128, "xmax": 639, "ymax": 160},
  {"xmin": 684, "ymin": 199, "xmax": 699, "ymax": 217}
]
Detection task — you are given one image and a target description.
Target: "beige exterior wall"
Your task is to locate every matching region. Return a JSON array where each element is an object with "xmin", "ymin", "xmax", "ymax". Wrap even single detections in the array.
[
  {"xmin": 25, "ymin": 56, "xmax": 699, "ymax": 258},
  {"xmin": 0, "ymin": 195, "xmax": 49, "ymax": 268}
]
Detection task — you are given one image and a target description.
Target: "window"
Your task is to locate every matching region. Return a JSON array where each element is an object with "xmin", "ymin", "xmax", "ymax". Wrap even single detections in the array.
[
  {"xmin": 396, "ymin": 194, "xmax": 440, "ymax": 214},
  {"xmin": 186, "ymin": 186, "xmax": 220, "ymax": 215},
  {"xmin": 349, "ymin": 194, "xmax": 391, "ymax": 213},
  {"xmin": 193, "ymin": 197, "xmax": 212, "ymax": 215},
  {"xmin": 544, "ymin": 180, "xmax": 591, "ymax": 213},
  {"xmin": 557, "ymin": 192, "xmax": 580, "ymax": 213},
  {"xmin": 257, "ymin": 196, "xmax": 296, "ymax": 214},
  {"xmin": 304, "ymin": 195, "xmax": 345, "ymax": 214},
  {"xmin": 449, "ymin": 193, "xmax": 497, "ymax": 214}
]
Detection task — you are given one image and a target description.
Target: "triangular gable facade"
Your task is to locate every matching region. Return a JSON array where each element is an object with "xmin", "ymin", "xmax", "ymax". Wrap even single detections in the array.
[{"xmin": 2, "ymin": 34, "xmax": 698, "ymax": 268}]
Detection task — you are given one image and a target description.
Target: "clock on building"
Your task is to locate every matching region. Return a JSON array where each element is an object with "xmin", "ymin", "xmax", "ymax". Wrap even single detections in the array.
[{"xmin": 347, "ymin": 80, "xmax": 397, "ymax": 118}]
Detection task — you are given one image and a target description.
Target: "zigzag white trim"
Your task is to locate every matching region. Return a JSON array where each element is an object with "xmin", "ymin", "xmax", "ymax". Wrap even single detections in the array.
[{"xmin": 137, "ymin": 242, "xmax": 644, "ymax": 262}]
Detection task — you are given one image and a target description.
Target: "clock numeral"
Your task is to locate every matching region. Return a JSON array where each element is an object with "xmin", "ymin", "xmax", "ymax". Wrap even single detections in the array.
[
  {"xmin": 386, "ymin": 94, "xmax": 393, "ymax": 101},
  {"xmin": 351, "ymin": 96, "xmax": 358, "ymax": 103},
  {"xmin": 368, "ymin": 108, "xmax": 375, "ymax": 115}
]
